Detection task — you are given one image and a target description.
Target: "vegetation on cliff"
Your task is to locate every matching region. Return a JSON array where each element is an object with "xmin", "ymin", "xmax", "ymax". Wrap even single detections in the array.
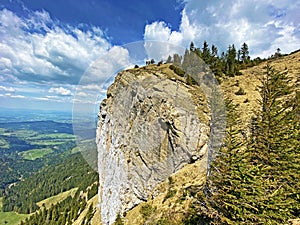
[{"xmin": 185, "ymin": 65, "xmax": 299, "ymax": 224}]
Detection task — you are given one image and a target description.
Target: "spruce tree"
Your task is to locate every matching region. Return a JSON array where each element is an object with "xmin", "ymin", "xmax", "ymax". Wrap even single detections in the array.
[
  {"xmin": 185, "ymin": 66, "xmax": 299, "ymax": 224},
  {"xmin": 247, "ymin": 65, "xmax": 300, "ymax": 223},
  {"xmin": 240, "ymin": 43, "xmax": 249, "ymax": 64},
  {"xmin": 202, "ymin": 41, "xmax": 211, "ymax": 63},
  {"xmin": 184, "ymin": 99, "xmax": 253, "ymax": 224}
]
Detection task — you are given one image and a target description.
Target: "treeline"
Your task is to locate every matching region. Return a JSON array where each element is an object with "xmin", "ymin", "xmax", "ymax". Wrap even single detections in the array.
[
  {"xmin": 20, "ymin": 188, "xmax": 96, "ymax": 225},
  {"xmin": 184, "ymin": 66, "xmax": 300, "ymax": 224},
  {"xmin": 3, "ymin": 153, "xmax": 98, "ymax": 214},
  {"xmin": 166, "ymin": 41, "xmax": 266, "ymax": 80}
]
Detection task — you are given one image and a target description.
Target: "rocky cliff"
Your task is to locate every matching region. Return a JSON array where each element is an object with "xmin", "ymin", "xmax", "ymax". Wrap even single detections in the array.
[{"xmin": 96, "ymin": 64, "xmax": 210, "ymax": 225}]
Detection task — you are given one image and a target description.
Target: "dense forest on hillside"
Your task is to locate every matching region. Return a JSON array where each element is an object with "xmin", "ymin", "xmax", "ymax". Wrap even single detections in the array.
[
  {"xmin": 2, "ymin": 153, "xmax": 98, "ymax": 214},
  {"xmin": 20, "ymin": 182, "xmax": 98, "ymax": 225},
  {"xmin": 0, "ymin": 120, "xmax": 76, "ymax": 191}
]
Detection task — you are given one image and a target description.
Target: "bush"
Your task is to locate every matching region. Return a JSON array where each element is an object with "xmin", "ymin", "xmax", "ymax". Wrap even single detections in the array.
[
  {"xmin": 186, "ymin": 75, "xmax": 197, "ymax": 85},
  {"xmin": 140, "ymin": 203, "xmax": 156, "ymax": 219},
  {"xmin": 114, "ymin": 214, "xmax": 124, "ymax": 225},
  {"xmin": 235, "ymin": 87, "xmax": 246, "ymax": 95},
  {"xmin": 163, "ymin": 189, "xmax": 177, "ymax": 202},
  {"xmin": 169, "ymin": 65, "xmax": 185, "ymax": 77}
]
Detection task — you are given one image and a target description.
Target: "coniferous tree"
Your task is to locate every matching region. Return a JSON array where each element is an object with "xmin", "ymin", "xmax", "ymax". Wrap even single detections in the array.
[
  {"xmin": 202, "ymin": 41, "xmax": 211, "ymax": 63},
  {"xmin": 225, "ymin": 44, "xmax": 238, "ymax": 76},
  {"xmin": 240, "ymin": 43, "xmax": 250, "ymax": 64},
  {"xmin": 190, "ymin": 41, "xmax": 195, "ymax": 52},
  {"xmin": 247, "ymin": 65, "xmax": 300, "ymax": 223},
  {"xmin": 166, "ymin": 55, "xmax": 172, "ymax": 63},
  {"xmin": 185, "ymin": 66, "xmax": 299, "ymax": 224},
  {"xmin": 184, "ymin": 99, "xmax": 252, "ymax": 224},
  {"xmin": 211, "ymin": 45, "xmax": 218, "ymax": 59}
]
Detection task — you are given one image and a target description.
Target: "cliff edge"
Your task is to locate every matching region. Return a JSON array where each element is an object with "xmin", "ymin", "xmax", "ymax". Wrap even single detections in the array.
[{"xmin": 96, "ymin": 64, "xmax": 210, "ymax": 225}]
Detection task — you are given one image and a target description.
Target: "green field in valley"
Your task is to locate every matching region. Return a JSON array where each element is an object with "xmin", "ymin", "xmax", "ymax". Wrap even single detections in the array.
[{"xmin": 20, "ymin": 148, "xmax": 53, "ymax": 160}]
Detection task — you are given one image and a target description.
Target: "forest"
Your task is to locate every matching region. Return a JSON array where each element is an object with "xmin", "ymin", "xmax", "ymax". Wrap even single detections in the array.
[
  {"xmin": 0, "ymin": 120, "xmax": 76, "ymax": 191},
  {"xmin": 2, "ymin": 153, "xmax": 98, "ymax": 214}
]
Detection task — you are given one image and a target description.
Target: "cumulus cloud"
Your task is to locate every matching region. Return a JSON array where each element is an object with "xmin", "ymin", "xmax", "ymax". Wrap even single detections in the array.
[
  {"xmin": 143, "ymin": 11, "xmax": 196, "ymax": 59},
  {"xmin": 72, "ymin": 45, "xmax": 132, "ymax": 114},
  {"xmin": 49, "ymin": 87, "xmax": 72, "ymax": 96},
  {"xmin": 81, "ymin": 46, "xmax": 131, "ymax": 85},
  {"xmin": 0, "ymin": 7, "xmax": 115, "ymax": 111},
  {"xmin": 144, "ymin": 0, "xmax": 300, "ymax": 58},
  {"xmin": 0, "ymin": 8, "xmax": 111, "ymax": 85}
]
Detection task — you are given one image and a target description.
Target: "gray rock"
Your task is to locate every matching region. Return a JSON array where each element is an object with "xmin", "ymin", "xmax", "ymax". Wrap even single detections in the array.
[{"xmin": 96, "ymin": 66, "xmax": 210, "ymax": 225}]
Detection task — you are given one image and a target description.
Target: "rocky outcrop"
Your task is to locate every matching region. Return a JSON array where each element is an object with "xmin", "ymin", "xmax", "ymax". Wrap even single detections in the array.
[{"xmin": 96, "ymin": 64, "xmax": 210, "ymax": 225}]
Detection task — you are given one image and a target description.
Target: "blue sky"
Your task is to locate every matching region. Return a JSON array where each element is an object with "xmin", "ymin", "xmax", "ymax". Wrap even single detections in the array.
[{"xmin": 0, "ymin": 0, "xmax": 299, "ymax": 112}]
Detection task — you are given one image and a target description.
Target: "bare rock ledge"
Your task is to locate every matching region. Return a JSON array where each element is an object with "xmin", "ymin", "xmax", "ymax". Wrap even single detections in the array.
[{"xmin": 96, "ymin": 65, "xmax": 210, "ymax": 225}]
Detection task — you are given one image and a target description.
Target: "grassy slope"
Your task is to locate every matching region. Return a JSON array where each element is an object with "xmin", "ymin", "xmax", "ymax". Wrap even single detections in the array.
[
  {"xmin": 36, "ymin": 188, "xmax": 78, "ymax": 209},
  {"xmin": 221, "ymin": 51, "xmax": 300, "ymax": 130},
  {"xmin": 0, "ymin": 188, "xmax": 79, "ymax": 225},
  {"xmin": 0, "ymin": 197, "xmax": 30, "ymax": 225},
  {"xmin": 73, "ymin": 194, "xmax": 101, "ymax": 225}
]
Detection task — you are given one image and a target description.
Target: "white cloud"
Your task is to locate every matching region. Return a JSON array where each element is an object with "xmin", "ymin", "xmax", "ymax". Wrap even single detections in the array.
[
  {"xmin": 144, "ymin": 0, "xmax": 300, "ymax": 58},
  {"xmin": 80, "ymin": 46, "xmax": 131, "ymax": 85},
  {"xmin": 0, "ymin": 85, "xmax": 15, "ymax": 92},
  {"xmin": 0, "ymin": 92, "xmax": 26, "ymax": 99},
  {"xmin": 0, "ymin": 8, "xmax": 111, "ymax": 85},
  {"xmin": 49, "ymin": 87, "xmax": 72, "ymax": 96},
  {"xmin": 10, "ymin": 94, "xmax": 26, "ymax": 99}
]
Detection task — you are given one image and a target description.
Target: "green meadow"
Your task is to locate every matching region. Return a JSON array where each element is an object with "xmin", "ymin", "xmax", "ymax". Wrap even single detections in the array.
[
  {"xmin": 0, "ymin": 197, "xmax": 30, "ymax": 225},
  {"xmin": 20, "ymin": 148, "xmax": 53, "ymax": 160}
]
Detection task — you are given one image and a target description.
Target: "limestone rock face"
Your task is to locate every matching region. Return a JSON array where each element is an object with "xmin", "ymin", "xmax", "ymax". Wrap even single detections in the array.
[{"xmin": 96, "ymin": 65, "xmax": 210, "ymax": 225}]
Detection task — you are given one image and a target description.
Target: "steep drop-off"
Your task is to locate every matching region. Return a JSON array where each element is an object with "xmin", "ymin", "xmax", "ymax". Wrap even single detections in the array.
[{"xmin": 96, "ymin": 64, "xmax": 210, "ymax": 224}]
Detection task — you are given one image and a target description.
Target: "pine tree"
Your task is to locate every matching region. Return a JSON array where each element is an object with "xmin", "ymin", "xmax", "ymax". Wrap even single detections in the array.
[
  {"xmin": 202, "ymin": 41, "xmax": 211, "ymax": 63},
  {"xmin": 166, "ymin": 55, "xmax": 172, "ymax": 63},
  {"xmin": 247, "ymin": 65, "xmax": 300, "ymax": 223},
  {"xmin": 211, "ymin": 45, "xmax": 218, "ymax": 58},
  {"xmin": 240, "ymin": 43, "xmax": 249, "ymax": 64},
  {"xmin": 173, "ymin": 53, "xmax": 182, "ymax": 66},
  {"xmin": 190, "ymin": 41, "xmax": 195, "ymax": 52},
  {"xmin": 185, "ymin": 66, "xmax": 299, "ymax": 224},
  {"xmin": 184, "ymin": 99, "xmax": 253, "ymax": 224},
  {"xmin": 225, "ymin": 44, "xmax": 238, "ymax": 76}
]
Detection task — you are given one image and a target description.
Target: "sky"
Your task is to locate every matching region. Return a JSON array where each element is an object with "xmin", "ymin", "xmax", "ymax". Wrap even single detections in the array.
[{"xmin": 0, "ymin": 0, "xmax": 299, "ymax": 112}]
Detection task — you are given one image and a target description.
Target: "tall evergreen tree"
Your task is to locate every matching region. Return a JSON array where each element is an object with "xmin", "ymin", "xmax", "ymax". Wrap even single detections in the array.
[
  {"xmin": 185, "ymin": 66, "xmax": 299, "ymax": 224},
  {"xmin": 202, "ymin": 41, "xmax": 211, "ymax": 63},
  {"xmin": 225, "ymin": 44, "xmax": 238, "ymax": 76},
  {"xmin": 184, "ymin": 99, "xmax": 252, "ymax": 224},
  {"xmin": 211, "ymin": 45, "xmax": 218, "ymax": 58},
  {"xmin": 247, "ymin": 65, "xmax": 300, "ymax": 223},
  {"xmin": 240, "ymin": 43, "xmax": 249, "ymax": 64},
  {"xmin": 190, "ymin": 41, "xmax": 195, "ymax": 52}
]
